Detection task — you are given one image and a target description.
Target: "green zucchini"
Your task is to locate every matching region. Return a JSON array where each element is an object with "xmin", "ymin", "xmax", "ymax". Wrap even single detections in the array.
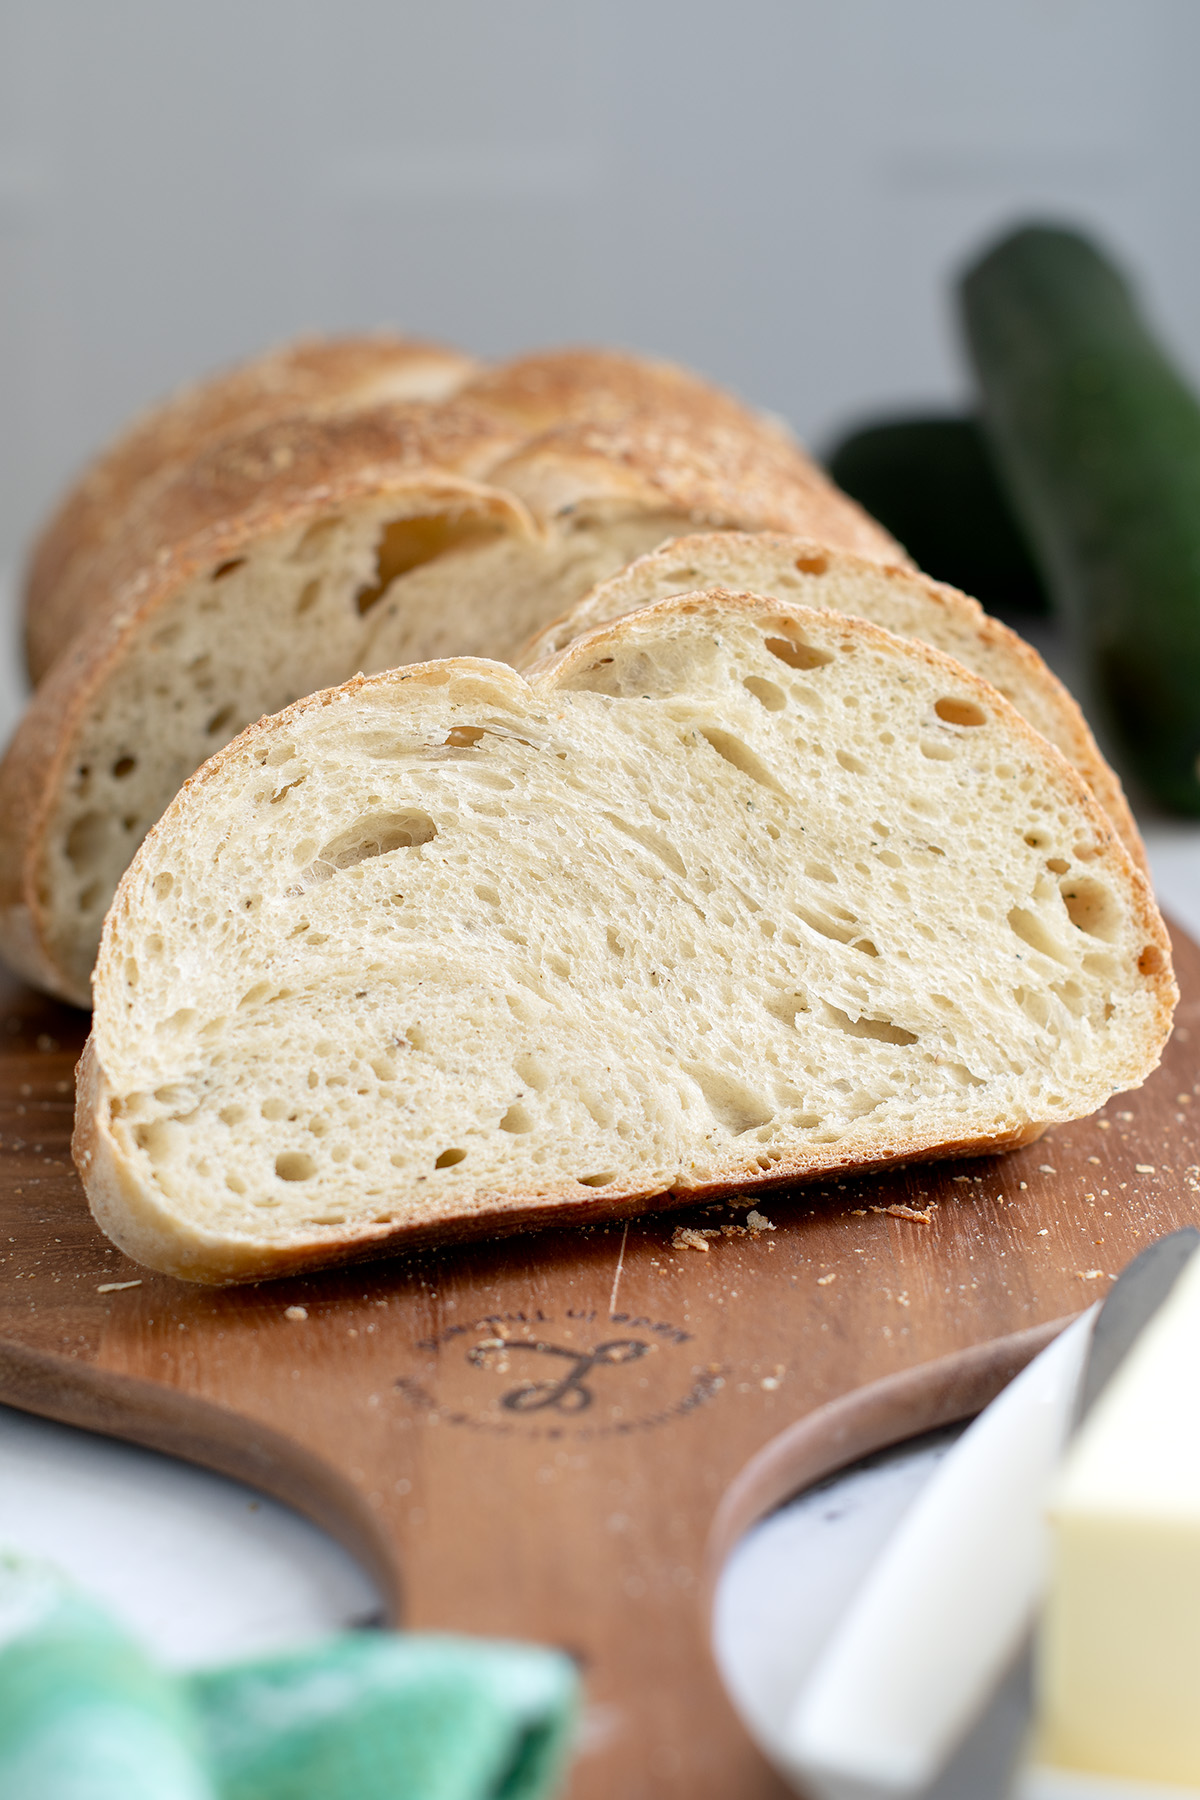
[
  {"xmin": 961, "ymin": 223, "xmax": 1200, "ymax": 814},
  {"xmin": 826, "ymin": 414, "xmax": 1048, "ymax": 619}
]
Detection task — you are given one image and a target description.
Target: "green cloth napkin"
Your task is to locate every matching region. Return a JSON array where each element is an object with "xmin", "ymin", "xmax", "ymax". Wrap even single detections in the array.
[
  {"xmin": 191, "ymin": 1635, "xmax": 577, "ymax": 1800},
  {"xmin": 0, "ymin": 1554, "xmax": 214, "ymax": 1800},
  {"xmin": 0, "ymin": 1555, "xmax": 577, "ymax": 1800}
]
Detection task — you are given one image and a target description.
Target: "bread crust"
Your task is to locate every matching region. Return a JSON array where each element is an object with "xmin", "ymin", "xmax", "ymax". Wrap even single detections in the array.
[
  {"xmin": 25, "ymin": 334, "xmax": 480, "ymax": 683},
  {"xmin": 75, "ymin": 593, "xmax": 1176, "ymax": 1283}
]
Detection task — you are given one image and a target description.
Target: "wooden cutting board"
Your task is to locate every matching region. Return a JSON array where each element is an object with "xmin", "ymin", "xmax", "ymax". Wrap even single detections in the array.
[{"xmin": 2, "ymin": 926, "xmax": 1200, "ymax": 1799}]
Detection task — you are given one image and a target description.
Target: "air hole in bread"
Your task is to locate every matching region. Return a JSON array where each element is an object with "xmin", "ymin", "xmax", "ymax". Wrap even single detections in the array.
[
  {"xmin": 1046, "ymin": 857, "xmax": 1070, "ymax": 875},
  {"xmin": 474, "ymin": 883, "xmax": 501, "ymax": 907},
  {"xmin": 1015, "ymin": 986, "xmax": 1050, "ymax": 1028},
  {"xmin": 261, "ymin": 1098, "xmax": 288, "ymax": 1121},
  {"xmin": 794, "ymin": 552, "xmax": 829, "ymax": 575},
  {"xmin": 823, "ymin": 1002, "xmax": 917, "ymax": 1045},
  {"xmin": 295, "ymin": 581, "xmax": 320, "ymax": 617},
  {"xmin": 837, "ymin": 750, "xmax": 868, "ymax": 775},
  {"xmin": 306, "ymin": 811, "xmax": 437, "ymax": 883},
  {"xmin": 206, "ymin": 706, "xmax": 235, "ymax": 737},
  {"xmin": 1139, "ymin": 943, "xmax": 1166, "ymax": 976},
  {"xmin": 934, "ymin": 697, "xmax": 987, "ymax": 728},
  {"xmin": 578, "ymin": 1172, "xmax": 616, "ymax": 1187},
  {"xmin": 1060, "ymin": 877, "xmax": 1120, "ymax": 942},
  {"xmin": 602, "ymin": 813, "xmax": 686, "ymax": 878},
  {"xmin": 499, "ymin": 1103, "xmax": 534, "ymax": 1135},
  {"xmin": 742, "ymin": 676, "xmax": 786, "ymax": 711},
  {"xmin": 211, "ymin": 558, "xmax": 245, "ymax": 582},
  {"xmin": 79, "ymin": 882, "xmax": 101, "ymax": 913},
  {"xmin": 688, "ymin": 1067, "xmax": 774, "ymax": 1135},
  {"xmin": 698, "ymin": 728, "xmax": 788, "ymax": 796},
  {"xmin": 355, "ymin": 513, "xmax": 504, "ymax": 616},
  {"xmin": 275, "ymin": 1152, "xmax": 316, "ymax": 1182},
  {"xmin": 1052, "ymin": 979, "xmax": 1086, "ymax": 1017},
  {"xmin": 1009, "ymin": 906, "xmax": 1069, "ymax": 965},
  {"xmin": 514, "ymin": 1054, "xmax": 550, "ymax": 1092},
  {"xmin": 920, "ymin": 739, "xmax": 957, "ymax": 763},
  {"xmin": 445, "ymin": 726, "xmax": 488, "ymax": 748},
  {"xmin": 270, "ymin": 776, "xmax": 307, "ymax": 806},
  {"xmin": 111, "ymin": 755, "xmax": 136, "ymax": 779},
  {"xmin": 791, "ymin": 901, "xmax": 873, "ymax": 950},
  {"xmin": 605, "ymin": 927, "xmax": 625, "ymax": 958},
  {"xmin": 65, "ymin": 811, "xmax": 107, "ymax": 873},
  {"xmin": 764, "ymin": 633, "xmax": 834, "ymax": 671},
  {"xmin": 766, "ymin": 991, "xmax": 808, "ymax": 1027},
  {"xmin": 133, "ymin": 1120, "xmax": 172, "ymax": 1162},
  {"xmin": 435, "ymin": 1147, "xmax": 467, "ymax": 1168}
]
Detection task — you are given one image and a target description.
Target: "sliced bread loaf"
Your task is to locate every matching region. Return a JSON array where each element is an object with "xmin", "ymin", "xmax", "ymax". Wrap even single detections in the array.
[
  {"xmin": 2, "ymin": 356, "xmax": 903, "ymax": 1007},
  {"xmin": 75, "ymin": 590, "xmax": 1175, "ymax": 1284},
  {"xmin": 519, "ymin": 530, "xmax": 1143, "ymax": 866}
]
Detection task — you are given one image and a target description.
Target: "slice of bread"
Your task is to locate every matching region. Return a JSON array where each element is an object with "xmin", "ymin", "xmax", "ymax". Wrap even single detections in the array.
[
  {"xmin": 2, "ymin": 357, "xmax": 904, "ymax": 1008},
  {"xmin": 75, "ymin": 590, "xmax": 1175, "ymax": 1285},
  {"xmin": 25, "ymin": 333, "xmax": 480, "ymax": 684},
  {"xmin": 519, "ymin": 531, "xmax": 1144, "ymax": 867}
]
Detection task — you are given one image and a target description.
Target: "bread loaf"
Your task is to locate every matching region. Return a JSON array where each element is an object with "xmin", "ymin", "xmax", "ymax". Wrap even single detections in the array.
[
  {"xmin": 3, "ymin": 353, "xmax": 903, "ymax": 1007},
  {"xmin": 519, "ymin": 530, "xmax": 1143, "ymax": 865},
  {"xmin": 74, "ymin": 590, "xmax": 1174, "ymax": 1285}
]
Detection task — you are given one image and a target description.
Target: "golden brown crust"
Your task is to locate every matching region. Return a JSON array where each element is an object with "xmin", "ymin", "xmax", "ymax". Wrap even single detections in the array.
[
  {"xmin": 459, "ymin": 346, "xmax": 817, "ymax": 448},
  {"xmin": 24, "ymin": 333, "xmax": 479, "ymax": 682},
  {"xmin": 463, "ymin": 350, "xmax": 906, "ymax": 559}
]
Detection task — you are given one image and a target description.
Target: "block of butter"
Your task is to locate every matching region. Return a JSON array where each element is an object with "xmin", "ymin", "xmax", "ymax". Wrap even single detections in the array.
[{"xmin": 1031, "ymin": 1245, "xmax": 1200, "ymax": 1794}]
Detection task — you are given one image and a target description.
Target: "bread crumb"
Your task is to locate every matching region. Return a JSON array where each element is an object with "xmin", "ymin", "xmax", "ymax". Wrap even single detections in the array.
[
  {"xmin": 745, "ymin": 1209, "xmax": 774, "ymax": 1232},
  {"xmin": 1135, "ymin": 1164, "xmax": 1156, "ymax": 1174},
  {"xmin": 1038, "ymin": 1165, "xmax": 1057, "ymax": 1174},
  {"xmin": 871, "ymin": 1203, "xmax": 933, "ymax": 1223},
  {"xmin": 285, "ymin": 1305, "xmax": 308, "ymax": 1321},
  {"xmin": 761, "ymin": 1376, "xmax": 780, "ymax": 1390},
  {"xmin": 96, "ymin": 1280, "xmax": 142, "ymax": 1294},
  {"xmin": 1076, "ymin": 1269, "xmax": 1109, "ymax": 1281},
  {"xmin": 816, "ymin": 1273, "xmax": 836, "ymax": 1286},
  {"xmin": 672, "ymin": 1227, "xmax": 713, "ymax": 1252}
]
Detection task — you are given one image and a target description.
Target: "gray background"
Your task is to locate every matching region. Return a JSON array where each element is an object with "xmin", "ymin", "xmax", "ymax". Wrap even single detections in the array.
[{"xmin": 3, "ymin": 0, "xmax": 1200, "ymax": 584}]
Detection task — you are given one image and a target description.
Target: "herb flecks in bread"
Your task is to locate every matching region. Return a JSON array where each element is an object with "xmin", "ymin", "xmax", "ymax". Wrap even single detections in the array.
[{"xmin": 75, "ymin": 592, "xmax": 1175, "ymax": 1285}]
